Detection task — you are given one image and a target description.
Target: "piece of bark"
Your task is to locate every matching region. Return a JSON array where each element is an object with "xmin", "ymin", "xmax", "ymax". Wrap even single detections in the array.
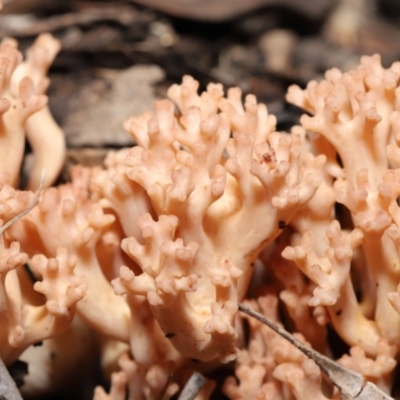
[
  {"xmin": 63, "ymin": 65, "xmax": 164, "ymax": 147},
  {"xmin": 177, "ymin": 373, "xmax": 206, "ymax": 400},
  {"xmin": 0, "ymin": 357, "xmax": 23, "ymax": 400},
  {"xmin": 0, "ymin": 5, "xmax": 137, "ymax": 37}
]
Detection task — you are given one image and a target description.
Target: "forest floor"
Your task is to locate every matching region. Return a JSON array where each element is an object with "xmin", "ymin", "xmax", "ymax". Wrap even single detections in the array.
[{"xmin": 3, "ymin": 0, "xmax": 400, "ymax": 182}]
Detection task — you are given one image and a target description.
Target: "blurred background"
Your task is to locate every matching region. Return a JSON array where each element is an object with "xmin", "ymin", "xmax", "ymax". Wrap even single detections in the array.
[{"xmin": 1, "ymin": 0, "xmax": 400, "ymax": 172}]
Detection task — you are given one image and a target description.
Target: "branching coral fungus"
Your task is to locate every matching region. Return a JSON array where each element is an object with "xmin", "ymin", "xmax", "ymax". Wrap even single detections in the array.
[
  {"xmin": 286, "ymin": 55, "xmax": 400, "ymax": 357},
  {"xmin": 11, "ymin": 33, "xmax": 65, "ymax": 190},
  {"xmin": 4, "ymin": 37, "xmax": 400, "ymax": 400},
  {"xmin": 0, "ymin": 175, "xmax": 85, "ymax": 365},
  {"xmin": 109, "ymin": 76, "xmax": 323, "ymax": 362},
  {"xmin": 0, "ymin": 41, "xmax": 47, "ymax": 188},
  {"xmin": 0, "ymin": 34, "xmax": 64, "ymax": 189},
  {"xmin": 9, "ymin": 167, "xmax": 131, "ymax": 343}
]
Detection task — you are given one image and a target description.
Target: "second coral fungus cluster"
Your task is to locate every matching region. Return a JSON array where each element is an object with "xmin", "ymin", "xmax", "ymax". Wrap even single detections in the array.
[{"xmin": 1, "ymin": 31, "xmax": 400, "ymax": 399}]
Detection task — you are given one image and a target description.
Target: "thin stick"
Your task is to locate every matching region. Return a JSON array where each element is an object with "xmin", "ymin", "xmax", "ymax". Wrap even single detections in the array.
[
  {"xmin": 238, "ymin": 303, "xmax": 394, "ymax": 400},
  {"xmin": 0, "ymin": 170, "xmax": 44, "ymax": 235},
  {"xmin": 238, "ymin": 303, "xmax": 329, "ymax": 373}
]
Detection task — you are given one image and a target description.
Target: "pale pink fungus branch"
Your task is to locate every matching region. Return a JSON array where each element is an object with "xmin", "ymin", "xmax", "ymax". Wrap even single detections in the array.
[
  {"xmin": 0, "ymin": 40, "xmax": 47, "ymax": 188},
  {"xmin": 1, "ymin": 244, "xmax": 85, "ymax": 365},
  {"xmin": 9, "ymin": 167, "xmax": 130, "ymax": 343},
  {"xmin": 10, "ymin": 33, "xmax": 65, "ymax": 190},
  {"xmin": 287, "ymin": 54, "xmax": 400, "ymax": 357},
  {"xmin": 112, "ymin": 76, "xmax": 323, "ymax": 362}
]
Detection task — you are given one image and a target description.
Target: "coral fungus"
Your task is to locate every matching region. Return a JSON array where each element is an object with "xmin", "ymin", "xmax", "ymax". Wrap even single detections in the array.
[{"xmin": 1, "ymin": 32, "xmax": 400, "ymax": 399}]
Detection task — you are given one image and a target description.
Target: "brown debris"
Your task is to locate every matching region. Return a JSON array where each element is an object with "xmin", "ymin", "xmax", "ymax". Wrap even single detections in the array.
[{"xmin": 131, "ymin": 0, "xmax": 334, "ymax": 21}]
